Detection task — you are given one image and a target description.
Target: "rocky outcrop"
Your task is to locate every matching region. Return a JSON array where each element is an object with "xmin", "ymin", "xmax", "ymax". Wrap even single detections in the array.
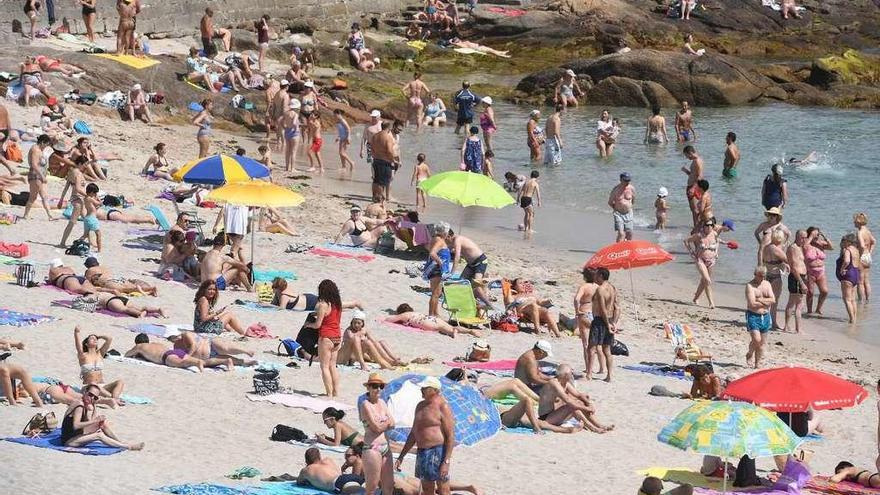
[{"xmin": 468, "ymin": 8, "xmax": 571, "ymax": 38}]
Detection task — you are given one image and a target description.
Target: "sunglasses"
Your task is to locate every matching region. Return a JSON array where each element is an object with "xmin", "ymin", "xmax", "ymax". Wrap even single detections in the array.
[
  {"xmin": 368, "ymin": 383, "xmax": 385, "ymax": 390},
  {"xmin": 87, "ymin": 393, "xmax": 99, "ymax": 401}
]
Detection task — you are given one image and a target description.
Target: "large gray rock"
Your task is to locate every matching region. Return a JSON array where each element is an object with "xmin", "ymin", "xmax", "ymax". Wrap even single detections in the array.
[{"xmin": 587, "ymin": 76, "xmax": 677, "ymax": 108}]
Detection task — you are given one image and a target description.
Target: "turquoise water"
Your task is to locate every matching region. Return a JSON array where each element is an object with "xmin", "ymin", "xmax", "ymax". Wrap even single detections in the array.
[{"xmin": 397, "ymin": 102, "xmax": 880, "ymax": 343}]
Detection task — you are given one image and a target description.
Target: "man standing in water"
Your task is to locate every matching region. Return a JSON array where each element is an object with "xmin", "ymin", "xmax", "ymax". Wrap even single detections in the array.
[
  {"xmin": 681, "ymin": 146, "xmax": 704, "ymax": 228},
  {"xmin": 402, "ymin": 73, "xmax": 430, "ymax": 131},
  {"xmin": 675, "ymin": 101, "xmax": 696, "ymax": 143},
  {"xmin": 517, "ymin": 170, "xmax": 541, "ymax": 235},
  {"xmin": 745, "ymin": 266, "xmax": 775, "ymax": 368},
  {"xmin": 544, "ymin": 103, "xmax": 564, "ymax": 166},
  {"xmin": 360, "ymin": 109, "xmax": 382, "ymax": 166},
  {"xmin": 723, "ymin": 132, "xmax": 740, "ymax": 178},
  {"xmin": 588, "ymin": 268, "xmax": 618, "ymax": 382},
  {"xmin": 397, "ymin": 376, "xmax": 455, "ymax": 495},
  {"xmin": 452, "ymin": 81, "xmax": 479, "ymax": 135},
  {"xmin": 608, "ymin": 172, "xmax": 635, "ymax": 242},
  {"xmin": 370, "ymin": 121, "xmax": 397, "ymax": 203}
]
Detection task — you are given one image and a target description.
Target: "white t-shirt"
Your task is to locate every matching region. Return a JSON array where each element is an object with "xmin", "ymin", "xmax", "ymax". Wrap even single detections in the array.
[
  {"xmin": 597, "ymin": 119, "xmax": 613, "ymax": 136},
  {"xmin": 224, "ymin": 205, "xmax": 249, "ymax": 235}
]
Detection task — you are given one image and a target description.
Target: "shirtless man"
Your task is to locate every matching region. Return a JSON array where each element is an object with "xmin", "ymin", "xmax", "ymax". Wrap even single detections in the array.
[
  {"xmin": 169, "ymin": 331, "xmax": 256, "ymax": 368},
  {"xmin": 538, "ymin": 364, "xmax": 614, "ymax": 433},
  {"xmin": 160, "ymin": 230, "xmax": 199, "ymax": 280},
  {"xmin": 116, "ymin": 0, "xmax": 140, "ymax": 56},
  {"xmin": 644, "ymin": 105, "xmax": 668, "ymax": 144},
  {"xmin": 200, "ymin": 234, "xmax": 252, "ymax": 291},
  {"xmin": 745, "ymin": 266, "xmax": 775, "ymax": 368},
  {"xmin": 543, "ymin": 103, "xmax": 563, "ymax": 166},
  {"xmin": 517, "ymin": 171, "xmax": 541, "ymax": 235},
  {"xmin": 588, "ymin": 268, "xmax": 618, "ymax": 382},
  {"xmin": 0, "ymin": 103, "xmax": 11, "ymax": 144},
  {"xmin": 369, "ymin": 121, "xmax": 397, "ymax": 203},
  {"xmin": 514, "ymin": 341, "xmax": 554, "ymax": 392},
  {"xmin": 608, "ymin": 172, "xmax": 635, "ymax": 242},
  {"xmin": 781, "ymin": 0, "xmax": 801, "ymax": 19},
  {"xmin": 402, "ymin": 73, "xmax": 430, "ymax": 131},
  {"xmin": 124, "ymin": 333, "xmax": 208, "ymax": 372},
  {"xmin": 396, "ymin": 376, "xmax": 455, "ymax": 495},
  {"xmin": 360, "ymin": 110, "xmax": 383, "ymax": 168},
  {"xmin": 723, "ymin": 132, "xmax": 740, "ymax": 178},
  {"xmin": 200, "ymin": 8, "xmax": 231, "ymax": 57},
  {"xmin": 784, "ymin": 230, "xmax": 808, "ymax": 334},
  {"xmin": 281, "ymin": 99, "xmax": 302, "ymax": 172},
  {"xmin": 296, "ymin": 448, "xmax": 351, "ymax": 492},
  {"xmin": 448, "ymin": 232, "xmax": 491, "ymax": 306},
  {"xmin": 574, "ymin": 268, "xmax": 598, "ymax": 375},
  {"xmin": 270, "ymin": 80, "xmax": 291, "ymax": 148},
  {"xmin": 681, "ymin": 146, "xmax": 704, "ymax": 227},
  {"xmin": 84, "ymin": 257, "xmax": 158, "ymax": 296},
  {"xmin": 674, "ymin": 101, "xmax": 696, "ymax": 143}
]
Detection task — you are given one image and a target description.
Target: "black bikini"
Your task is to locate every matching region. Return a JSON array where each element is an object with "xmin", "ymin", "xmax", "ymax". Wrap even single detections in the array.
[
  {"xmin": 351, "ymin": 221, "xmax": 367, "ymax": 237},
  {"xmin": 60, "ymin": 404, "xmax": 87, "ymax": 445},
  {"xmin": 106, "ymin": 296, "xmax": 129, "ymax": 307}
]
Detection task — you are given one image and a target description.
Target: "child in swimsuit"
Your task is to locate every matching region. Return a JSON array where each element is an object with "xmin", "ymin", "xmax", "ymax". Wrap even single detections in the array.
[
  {"xmin": 411, "ymin": 153, "xmax": 431, "ymax": 211},
  {"xmin": 81, "ymin": 183, "xmax": 102, "ymax": 253}
]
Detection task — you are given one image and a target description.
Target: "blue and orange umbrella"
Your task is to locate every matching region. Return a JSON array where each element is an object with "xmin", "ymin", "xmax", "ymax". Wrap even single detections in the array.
[{"xmin": 172, "ymin": 154, "xmax": 270, "ymax": 185}]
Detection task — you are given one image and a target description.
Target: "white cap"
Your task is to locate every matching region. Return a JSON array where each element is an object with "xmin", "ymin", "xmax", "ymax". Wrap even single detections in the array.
[
  {"xmin": 373, "ymin": 57, "xmax": 380, "ymax": 64},
  {"xmin": 565, "ymin": 69, "xmax": 576, "ymax": 77},
  {"xmin": 289, "ymin": 99, "xmax": 301, "ymax": 109},
  {"xmin": 280, "ymin": 79, "xmax": 290, "ymax": 86},
  {"xmin": 50, "ymin": 258, "xmax": 64, "ymax": 268},
  {"xmin": 304, "ymin": 80, "xmax": 314, "ymax": 88},
  {"xmin": 535, "ymin": 340, "xmax": 553, "ymax": 357},
  {"xmin": 370, "ymin": 110, "xmax": 381, "ymax": 118},
  {"xmin": 658, "ymin": 186, "xmax": 668, "ymax": 197},
  {"xmin": 350, "ymin": 309, "xmax": 366, "ymax": 321},
  {"xmin": 530, "ymin": 109, "xmax": 540, "ymax": 117},
  {"xmin": 416, "ymin": 376, "xmax": 442, "ymax": 390},
  {"xmin": 481, "ymin": 96, "xmax": 493, "ymax": 105},
  {"xmin": 132, "ymin": 83, "xmax": 141, "ymax": 91}
]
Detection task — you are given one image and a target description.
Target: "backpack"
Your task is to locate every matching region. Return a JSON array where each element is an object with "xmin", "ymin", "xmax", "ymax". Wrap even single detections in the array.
[
  {"xmin": 610, "ymin": 339, "xmax": 629, "ymax": 356},
  {"xmin": 277, "ymin": 338, "xmax": 301, "ymax": 358},
  {"xmin": 295, "ymin": 314, "xmax": 319, "ymax": 364},
  {"xmin": 65, "ymin": 239, "xmax": 91, "ymax": 256},
  {"xmin": 79, "ymin": 92, "xmax": 98, "ymax": 105},
  {"xmin": 4, "ymin": 141, "xmax": 23, "ymax": 162},
  {"xmin": 270, "ymin": 424, "xmax": 308, "ymax": 442},
  {"xmin": 73, "ymin": 120, "xmax": 92, "ymax": 135}
]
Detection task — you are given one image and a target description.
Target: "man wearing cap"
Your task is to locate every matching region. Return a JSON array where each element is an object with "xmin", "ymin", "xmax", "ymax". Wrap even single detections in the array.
[
  {"xmin": 608, "ymin": 172, "xmax": 635, "ymax": 242},
  {"xmin": 681, "ymin": 145, "xmax": 704, "ymax": 227},
  {"xmin": 369, "ymin": 121, "xmax": 397, "ymax": 203},
  {"xmin": 514, "ymin": 341, "xmax": 554, "ymax": 392},
  {"xmin": 281, "ymin": 99, "xmax": 301, "ymax": 172},
  {"xmin": 452, "ymin": 81, "xmax": 479, "ymax": 135},
  {"xmin": 360, "ymin": 110, "xmax": 382, "ymax": 165},
  {"xmin": 544, "ymin": 103, "xmax": 564, "ymax": 166},
  {"xmin": 126, "ymin": 83, "xmax": 152, "ymax": 123},
  {"xmin": 402, "ymin": 73, "xmax": 430, "ymax": 131},
  {"xmin": 396, "ymin": 376, "xmax": 455, "ymax": 495},
  {"xmin": 588, "ymin": 267, "xmax": 619, "ymax": 382},
  {"xmin": 554, "ymin": 69, "xmax": 581, "ymax": 108}
]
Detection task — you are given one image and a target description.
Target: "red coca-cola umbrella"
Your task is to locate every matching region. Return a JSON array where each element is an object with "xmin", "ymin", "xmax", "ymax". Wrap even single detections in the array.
[{"xmin": 722, "ymin": 366, "xmax": 869, "ymax": 413}]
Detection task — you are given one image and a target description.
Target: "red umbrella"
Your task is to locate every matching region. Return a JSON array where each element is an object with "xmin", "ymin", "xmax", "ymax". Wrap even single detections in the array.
[
  {"xmin": 722, "ymin": 366, "xmax": 869, "ymax": 413},
  {"xmin": 585, "ymin": 240, "xmax": 674, "ymax": 270}
]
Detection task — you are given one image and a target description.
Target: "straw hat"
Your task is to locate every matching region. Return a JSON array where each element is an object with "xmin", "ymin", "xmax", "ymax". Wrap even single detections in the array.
[
  {"xmin": 764, "ymin": 206, "xmax": 783, "ymax": 217},
  {"xmin": 363, "ymin": 373, "xmax": 386, "ymax": 387}
]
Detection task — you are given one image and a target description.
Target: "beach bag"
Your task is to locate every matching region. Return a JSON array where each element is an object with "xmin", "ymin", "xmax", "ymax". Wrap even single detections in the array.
[
  {"xmin": 71, "ymin": 296, "xmax": 97, "ymax": 313},
  {"xmin": 374, "ymin": 231, "xmax": 396, "ymax": 255},
  {"xmin": 253, "ymin": 369, "xmax": 280, "ymax": 395},
  {"xmin": 270, "ymin": 424, "xmax": 308, "ymax": 442},
  {"xmin": 277, "ymin": 338, "xmax": 301, "ymax": 358},
  {"xmin": 0, "ymin": 212, "xmax": 17, "ymax": 225},
  {"xmin": 65, "ymin": 239, "xmax": 91, "ymax": 256},
  {"xmin": 4, "ymin": 141, "xmax": 23, "ymax": 162},
  {"xmin": 15, "ymin": 263, "xmax": 35, "ymax": 287},
  {"xmin": 73, "ymin": 120, "xmax": 92, "ymax": 135},
  {"xmin": 610, "ymin": 339, "xmax": 629, "ymax": 356},
  {"xmin": 22, "ymin": 412, "xmax": 58, "ymax": 436},
  {"xmin": 466, "ymin": 340, "xmax": 491, "ymax": 362},
  {"xmin": 772, "ymin": 458, "xmax": 810, "ymax": 493},
  {"xmin": 79, "ymin": 92, "xmax": 97, "ymax": 105}
]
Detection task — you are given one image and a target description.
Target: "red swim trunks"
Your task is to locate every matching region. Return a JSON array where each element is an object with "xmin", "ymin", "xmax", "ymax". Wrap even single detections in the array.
[{"xmin": 310, "ymin": 137, "xmax": 323, "ymax": 153}]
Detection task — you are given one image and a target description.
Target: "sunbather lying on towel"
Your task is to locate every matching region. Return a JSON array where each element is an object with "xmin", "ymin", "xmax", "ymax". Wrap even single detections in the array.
[
  {"xmin": 387, "ymin": 303, "xmax": 483, "ymax": 338},
  {"xmin": 505, "ymin": 278, "xmax": 561, "ymax": 337},
  {"xmin": 449, "ymin": 37, "xmax": 511, "ymax": 58},
  {"xmin": 85, "ymin": 257, "xmax": 158, "ymax": 296},
  {"xmin": 0, "ymin": 362, "xmax": 44, "ymax": 406},
  {"xmin": 94, "ymin": 292, "xmax": 166, "ymax": 318},
  {"xmin": 96, "ymin": 207, "xmax": 156, "ymax": 225},
  {"xmin": 35, "ymin": 55, "xmax": 85, "ymax": 76},
  {"xmin": 48, "ymin": 259, "xmax": 116, "ymax": 295},
  {"xmin": 168, "ymin": 330, "xmax": 256, "ymax": 367},
  {"xmin": 59, "ymin": 384, "xmax": 144, "ymax": 451},
  {"xmin": 338, "ymin": 311, "xmax": 412, "ymax": 370},
  {"xmin": 295, "ymin": 447, "xmax": 364, "ymax": 493},
  {"xmin": 29, "ymin": 380, "xmax": 118, "ymax": 408},
  {"xmin": 0, "ymin": 339, "xmax": 25, "ymax": 351},
  {"xmin": 271, "ymin": 277, "xmax": 319, "ymax": 311},
  {"xmin": 124, "ymin": 333, "xmax": 229, "ymax": 372},
  {"xmin": 830, "ymin": 462, "xmax": 880, "ymax": 488}
]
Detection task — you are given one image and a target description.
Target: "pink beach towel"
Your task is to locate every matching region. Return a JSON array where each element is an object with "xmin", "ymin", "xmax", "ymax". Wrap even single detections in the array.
[
  {"xmin": 52, "ymin": 299, "xmax": 129, "ymax": 318},
  {"xmin": 441, "ymin": 359, "xmax": 518, "ymax": 371},
  {"xmin": 693, "ymin": 488, "xmax": 789, "ymax": 495},
  {"xmin": 807, "ymin": 477, "xmax": 880, "ymax": 495},
  {"xmin": 487, "ymin": 6, "xmax": 527, "ymax": 16},
  {"xmin": 245, "ymin": 323, "xmax": 275, "ymax": 339},
  {"xmin": 245, "ymin": 392, "xmax": 354, "ymax": 413},
  {"xmin": 309, "ymin": 247, "xmax": 375, "ymax": 263}
]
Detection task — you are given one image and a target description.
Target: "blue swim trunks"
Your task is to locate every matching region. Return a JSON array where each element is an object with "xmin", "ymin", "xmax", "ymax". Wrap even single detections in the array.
[
  {"xmin": 215, "ymin": 274, "xmax": 227, "ymax": 290},
  {"xmin": 83, "ymin": 214, "xmax": 100, "ymax": 232},
  {"xmin": 746, "ymin": 310, "xmax": 771, "ymax": 333},
  {"xmin": 415, "ymin": 444, "xmax": 448, "ymax": 482}
]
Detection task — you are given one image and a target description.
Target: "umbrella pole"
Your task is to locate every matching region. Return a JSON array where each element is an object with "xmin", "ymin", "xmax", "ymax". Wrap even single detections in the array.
[
  {"xmin": 723, "ymin": 457, "xmax": 728, "ymax": 494},
  {"xmin": 629, "ymin": 267, "xmax": 640, "ymax": 333}
]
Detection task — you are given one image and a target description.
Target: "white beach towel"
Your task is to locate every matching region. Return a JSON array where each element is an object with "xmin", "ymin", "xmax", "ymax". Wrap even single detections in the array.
[{"xmin": 245, "ymin": 392, "xmax": 354, "ymax": 412}]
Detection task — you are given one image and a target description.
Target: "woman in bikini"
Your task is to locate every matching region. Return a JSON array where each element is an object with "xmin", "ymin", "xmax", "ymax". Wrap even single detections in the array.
[
  {"xmin": 305, "ymin": 280, "xmax": 363, "ymax": 397},
  {"xmin": 34, "ymin": 55, "xmax": 85, "ymax": 77},
  {"xmin": 80, "ymin": 0, "xmax": 98, "ymax": 43},
  {"xmin": 86, "ymin": 259, "xmax": 158, "ymax": 296},
  {"xmin": 803, "ymin": 226, "xmax": 833, "ymax": 315},
  {"xmin": 830, "ymin": 462, "xmax": 880, "ymax": 488},
  {"xmin": 334, "ymin": 205, "xmax": 386, "ymax": 247},
  {"xmin": 74, "ymin": 326, "xmax": 125, "ymax": 406},
  {"xmin": 386, "ymin": 303, "xmax": 483, "ymax": 338},
  {"xmin": 193, "ymin": 280, "xmax": 247, "ymax": 335},
  {"xmin": 141, "ymin": 142, "xmax": 174, "ymax": 180},
  {"xmin": 760, "ymin": 229, "xmax": 790, "ymax": 330},
  {"xmin": 316, "ymin": 407, "xmax": 364, "ymax": 448},
  {"xmin": 19, "ymin": 56, "xmax": 51, "ymax": 107},
  {"xmin": 24, "ymin": 0, "xmax": 40, "ymax": 40},
  {"xmin": 48, "ymin": 260, "xmax": 107, "ymax": 295},
  {"xmin": 854, "ymin": 212, "xmax": 876, "ymax": 302},
  {"xmin": 479, "ymin": 97, "xmax": 497, "ymax": 153},
  {"xmin": 271, "ymin": 277, "xmax": 319, "ymax": 312},
  {"xmin": 837, "ymin": 235, "xmax": 860, "ymax": 324},
  {"xmin": 61, "ymin": 384, "xmax": 144, "ymax": 451},
  {"xmin": 28, "ymin": 379, "xmax": 118, "ymax": 408},
  {"xmin": 94, "ymin": 291, "xmax": 166, "ymax": 318},
  {"xmin": 338, "ymin": 311, "xmax": 412, "ymax": 370},
  {"xmin": 684, "ymin": 218, "xmax": 720, "ymax": 309},
  {"xmin": 359, "ymin": 373, "xmax": 395, "ymax": 495},
  {"xmin": 504, "ymin": 278, "xmax": 562, "ymax": 337},
  {"xmin": 192, "ymin": 98, "xmax": 213, "ymax": 158}
]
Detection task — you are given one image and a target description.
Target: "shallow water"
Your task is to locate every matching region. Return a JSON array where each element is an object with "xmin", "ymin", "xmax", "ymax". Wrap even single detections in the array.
[{"xmin": 396, "ymin": 102, "xmax": 880, "ymax": 344}]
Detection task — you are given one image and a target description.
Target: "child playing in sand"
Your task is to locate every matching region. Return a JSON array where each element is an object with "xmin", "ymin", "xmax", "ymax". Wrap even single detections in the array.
[
  {"xmin": 411, "ymin": 153, "xmax": 431, "ymax": 211},
  {"xmin": 334, "ymin": 109, "xmax": 355, "ymax": 173},
  {"xmin": 655, "ymin": 187, "xmax": 669, "ymax": 230},
  {"xmin": 257, "ymin": 144, "xmax": 273, "ymax": 180},
  {"xmin": 82, "ymin": 183, "xmax": 102, "ymax": 252},
  {"xmin": 306, "ymin": 112, "xmax": 324, "ymax": 174}
]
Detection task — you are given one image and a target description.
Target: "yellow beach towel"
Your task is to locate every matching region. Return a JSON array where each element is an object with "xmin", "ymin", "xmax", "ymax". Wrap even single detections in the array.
[
  {"xmin": 636, "ymin": 467, "xmax": 750, "ymax": 491},
  {"xmin": 406, "ymin": 40, "xmax": 427, "ymax": 51},
  {"xmin": 94, "ymin": 53, "xmax": 160, "ymax": 69}
]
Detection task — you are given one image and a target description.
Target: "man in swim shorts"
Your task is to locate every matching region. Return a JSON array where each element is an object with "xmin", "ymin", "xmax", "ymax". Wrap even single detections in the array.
[
  {"xmin": 124, "ymin": 333, "xmax": 208, "ymax": 371},
  {"xmin": 200, "ymin": 8, "xmax": 232, "ymax": 57},
  {"xmin": 369, "ymin": 121, "xmax": 397, "ymax": 203},
  {"xmin": 448, "ymin": 231, "xmax": 491, "ymax": 306},
  {"xmin": 296, "ymin": 447, "xmax": 363, "ymax": 492},
  {"xmin": 200, "ymin": 233, "xmax": 252, "ymax": 291},
  {"xmin": 674, "ymin": 100, "xmax": 696, "ymax": 143},
  {"xmin": 588, "ymin": 268, "xmax": 618, "ymax": 382},
  {"xmin": 681, "ymin": 145, "xmax": 704, "ymax": 226},
  {"xmin": 723, "ymin": 132, "xmax": 740, "ymax": 178},
  {"xmin": 360, "ymin": 110, "xmax": 382, "ymax": 166},
  {"xmin": 514, "ymin": 341, "xmax": 554, "ymax": 393},
  {"xmin": 745, "ymin": 266, "xmax": 775, "ymax": 368},
  {"xmin": 452, "ymin": 81, "xmax": 479, "ymax": 135},
  {"xmin": 517, "ymin": 170, "xmax": 541, "ymax": 234},
  {"xmin": 396, "ymin": 376, "xmax": 455, "ymax": 495},
  {"xmin": 543, "ymin": 103, "xmax": 564, "ymax": 166},
  {"xmin": 608, "ymin": 172, "xmax": 635, "ymax": 242}
]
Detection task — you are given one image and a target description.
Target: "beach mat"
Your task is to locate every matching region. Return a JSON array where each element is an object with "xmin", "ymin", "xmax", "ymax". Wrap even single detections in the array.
[
  {"xmin": 693, "ymin": 488, "xmax": 790, "ymax": 495},
  {"xmin": 155, "ymin": 482, "xmax": 330, "ymax": 495},
  {"xmin": 93, "ymin": 53, "xmax": 160, "ymax": 69},
  {"xmin": 623, "ymin": 364, "xmax": 691, "ymax": 381},
  {"xmin": 233, "ymin": 300, "xmax": 280, "ymax": 313},
  {"xmin": 807, "ymin": 476, "xmax": 880, "ymax": 495},
  {"xmin": 638, "ymin": 467, "xmax": 750, "ymax": 491},
  {"xmin": 245, "ymin": 392, "xmax": 354, "ymax": 413},
  {"xmin": 126, "ymin": 323, "xmax": 190, "ymax": 338},
  {"xmin": 0, "ymin": 309, "xmax": 55, "ymax": 327},
  {"xmin": 308, "ymin": 246, "xmax": 375, "ymax": 263},
  {"xmin": 253, "ymin": 269, "xmax": 296, "ymax": 282},
  {"xmin": 52, "ymin": 299, "xmax": 129, "ymax": 318},
  {"xmin": 4, "ymin": 428, "xmax": 124, "ymax": 455}
]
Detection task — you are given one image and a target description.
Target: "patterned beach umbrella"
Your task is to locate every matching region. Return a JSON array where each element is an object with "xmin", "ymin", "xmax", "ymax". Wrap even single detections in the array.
[
  {"xmin": 359, "ymin": 374, "xmax": 501, "ymax": 446},
  {"xmin": 721, "ymin": 366, "xmax": 868, "ymax": 413},
  {"xmin": 172, "ymin": 153, "xmax": 270, "ymax": 185}
]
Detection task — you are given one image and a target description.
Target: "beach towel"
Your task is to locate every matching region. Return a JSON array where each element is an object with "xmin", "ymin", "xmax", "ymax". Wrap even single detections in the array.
[
  {"xmin": 93, "ymin": 53, "xmax": 160, "ymax": 69},
  {"xmin": 245, "ymin": 323, "xmax": 275, "ymax": 339},
  {"xmin": 378, "ymin": 319, "xmax": 434, "ymax": 334},
  {"xmin": 0, "ymin": 255, "xmax": 30, "ymax": 265},
  {"xmin": 126, "ymin": 323, "xmax": 189, "ymax": 338},
  {"xmin": 52, "ymin": 299, "xmax": 129, "ymax": 318},
  {"xmin": 807, "ymin": 476, "xmax": 880, "ymax": 495},
  {"xmin": 107, "ymin": 354, "xmax": 202, "ymax": 373},
  {"xmin": 0, "ymin": 309, "xmax": 55, "ymax": 327},
  {"xmin": 245, "ymin": 392, "xmax": 354, "ymax": 413},
  {"xmin": 253, "ymin": 269, "xmax": 297, "ymax": 282},
  {"xmin": 623, "ymin": 364, "xmax": 692, "ymax": 381},
  {"xmin": 234, "ymin": 300, "xmax": 280, "ymax": 313},
  {"xmin": 638, "ymin": 467, "xmax": 739, "ymax": 491},
  {"xmin": 188, "ymin": 101, "xmax": 205, "ymax": 112},
  {"xmin": 4, "ymin": 428, "xmax": 124, "ymax": 455},
  {"xmin": 486, "ymin": 6, "xmax": 527, "ymax": 16},
  {"xmin": 442, "ymin": 359, "xmax": 517, "ymax": 371},
  {"xmin": 308, "ymin": 247, "xmax": 375, "ymax": 263},
  {"xmin": 156, "ymin": 482, "xmax": 330, "ymax": 495},
  {"xmin": 491, "ymin": 393, "xmax": 520, "ymax": 408},
  {"xmin": 693, "ymin": 488, "xmax": 789, "ymax": 495},
  {"xmin": 406, "ymin": 40, "xmax": 427, "ymax": 51}
]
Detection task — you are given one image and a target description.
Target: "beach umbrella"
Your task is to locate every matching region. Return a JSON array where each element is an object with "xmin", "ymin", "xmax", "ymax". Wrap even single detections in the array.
[
  {"xmin": 206, "ymin": 181, "xmax": 304, "ymax": 271},
  {"xmin": 584, "ymin": 240, "xmax": 674, "ymax": 331},
  {"xmin": 721, "ymin": 366, "xmax": 868, "ymax": 413},
  {"xmin": 357, "ymin": 373, "xmax": 501, "ymax": 446},
  {"xmin": 657, "ymin": 401, "xmax": 802, "ymax": 493},
  {"xmin": 417, "ymin": 171, "xmax": 515, "ymax": 209},
  {"xmin": 172, "ymin": 153, "xmax": 270, "ymax": 185}
]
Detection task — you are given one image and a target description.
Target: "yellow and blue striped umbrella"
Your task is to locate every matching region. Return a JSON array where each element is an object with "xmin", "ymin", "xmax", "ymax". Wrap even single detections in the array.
[{"xmin": 172, "ymin": 154, "xmax": 270, "ymax": 185}]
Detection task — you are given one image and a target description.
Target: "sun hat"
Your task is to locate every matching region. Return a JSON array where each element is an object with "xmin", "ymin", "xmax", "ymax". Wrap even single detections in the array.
[
  {"xmin": 481, "ymin": 96, "xmax": 493, "ymax": 105},
  {"xmin": 364, "ymin": 373, "xmax": 386, "ymax": 387},
  {"xmin": 280, "ymin": 79, "xmax": 290, "ymax": 86},
  {"xmin": 416, "ymin": 376, "xmax": 442, "ymax": 390},
  {"xmin": 50, "ymin": 258, "xmax": 64, "ymax": 268},
  {"xmin": 350, "ymin": 205, "xmax": 362, "ymax": 212},
  {"xmin": 722, "ymin": 219, "xmax": 735, "ymax": 231},
  {"xmin": 351, "ymin": 309, "xmax": 366, "ymax": 321},
  {"xmin": 535, "ymin": 340, "xmax": 553, "ymax": 357},
  {"xmin": 131, "ymin": 83, "xmax": 141, "ymax": 91},
  {"xmin": 370, "ymin": 109, "xmax": 381, "ymax": 118},
  {"xmin": 530, "ymin": 109, "xmax": 540, "ymax": 117},
  {"xmin": 658, "ymin": 187, "xmax": 668, "ymax": 197},
  {"xmin": 304, "ymin": 80, "xmax": 314, "ymax": 88},
  {"xmin": 289, "ymin": 99, "xmax": 301, "ymax": 109},
  {"xmin": 565, "ymin": 69, "xmax": 576, "ymax": 77},
  {"xmin": 765, "ymin": 206, "xmax": 783, "ymax": 217}
]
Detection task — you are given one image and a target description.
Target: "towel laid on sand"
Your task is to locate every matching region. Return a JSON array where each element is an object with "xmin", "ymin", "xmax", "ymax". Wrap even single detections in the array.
[
  {"xmin": 623, "ymin": 364, "xmax": 691, "ymax": 381},
  {"xmin": 253, "ymin": 269, "xmax": 296, "ymax": 282},
  {"xmin": 807, "ymin": 476, "xmax": 880, "ymax": 495},
  {"xmin": 233, "ymin": 300, "xmax": 280, "ymax": 313},
  {"xmin": 156, "ymin": 482, "xmax": 330, "ymax": 495},
  {"xmin": 126, "ymin": 323, "xmax": 190, "ymax": 338},
  {"xmin": 52, "ymin": 299, "xmax": 129, "ymax": 318},
  {"xmin": 4, "ymin": 428, "xmax": 124, "ymax": 455},
  {"xmin": 0, "ymin": 309, "xmax": 55, "ymax": 326},
  {"xmin": 93, "ymin": 53, "xmax": 160, "ymax": 69},
  {"xmin": 308, "ymin": 246, "xmax": 375, "ymax": 263},
  {"xmin": 693, "ymin": 488, "xmax": 789, "ymax": 495},
  {"xmin": 246, "ymin": 392, "xmax": 354, "ymax": 413},
  {"xmin": 107, "ymin": 354, "xmax": 203, "ymax": 373},
  {"xmin": 442, "ymin": 359, "xmax": 517, "ymax": 371},
  {"xmin": 637, "ymin": 467, "xmax": 734, "ymax": 491}
]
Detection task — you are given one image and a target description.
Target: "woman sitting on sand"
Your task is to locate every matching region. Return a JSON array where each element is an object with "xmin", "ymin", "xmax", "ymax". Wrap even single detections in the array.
[
  {"xmin": 504, "ymin": 278, "xmax": 561, "ymax": 337},
  {"xmin": 259, "ymin": 207, "xmax": 297, "ymax": 236},
  {"xmin": 94, "ymin": 292, "xmax": 167, "ymax": 318},
  {"xmin": 682, "ymin": 364, "xmax": 724, "ymax": 400},
  {"xmin": 61, "ymin": 384, "xmax": 144, "ymax": 451},
  {"xmin": 193, "ymin": 280, "xmax": 247, "ymax": 336},
  {"xmin": 386, "ymin": 303, "xmax": 483, "ymax": 338},
  {"xmin": 141, "ymin": 142, "xmax": 175, "ymax": 181},
  {"xmin": 423, "ymin": 93, "xmax": 447, "ymax": 127},
  {"xmin": 338, "ymin": 311, "xmax": 413, "ymax": 370},
  {"xmin": 74, "ymin": 326, "xmax": 125, "ymax": 406},
  {"xmin": 271, "ymin": 277, "xmax": 319, "ymax": 311},
  {"xmin": 316, "ymin": 407, "xmax": 365, "ymax": 447},
  {"xmin": 334, "ymin": 205, "xmax": 387, "ymax": 247},
  {"xmin": 19, "ymin": 56, "xmax": 51, "ymax": 107}
]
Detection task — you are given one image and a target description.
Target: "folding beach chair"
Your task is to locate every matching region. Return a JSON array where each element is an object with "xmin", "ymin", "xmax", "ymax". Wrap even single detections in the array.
[
  {"xmin": 146, "ymin": 205, "xmax": 173, "ymax": 232},
  {"xmin": 666, "ymin": 322, "xmax": 713, "ymax": 367},
  {"xmin": 442, "ymin": 281, "xmax": 488, "ymax": 327},
  {"xmin": 501, "ymin": 278, "xmax": 538, "ymax": 332}
]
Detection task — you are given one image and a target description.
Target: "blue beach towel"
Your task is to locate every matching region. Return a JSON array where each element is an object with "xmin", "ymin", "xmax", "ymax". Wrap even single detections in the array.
[
  {"xmin": 233, "ymin": 300, "xmax": 280, "ymax": 313},
  {"xmin": 622, "ymin": 364, "xmax": 692, "ymax": 381},
  {"xmin": 4, "ymin": 428, "xmax": 124, "ymax": 455},
  {"xmin": 0, "ymin": 309, "xmax": 55, "ymax": 327},
  {"xmin": 31, "ymin": 376, "xmax": 154, "ymax": 404},
  {"xmin": 252, "ymin": 270, "xmax": 297, "ymax": 282},
  {"xmin": 155, "ymin": 482, "xmax": 330, "ymax": 495}
]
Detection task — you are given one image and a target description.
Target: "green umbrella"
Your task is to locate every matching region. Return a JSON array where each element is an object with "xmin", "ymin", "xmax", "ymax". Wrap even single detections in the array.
[{"xmin": 417, "ymin": 171, "xmax": 515, "ymax": 208}]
